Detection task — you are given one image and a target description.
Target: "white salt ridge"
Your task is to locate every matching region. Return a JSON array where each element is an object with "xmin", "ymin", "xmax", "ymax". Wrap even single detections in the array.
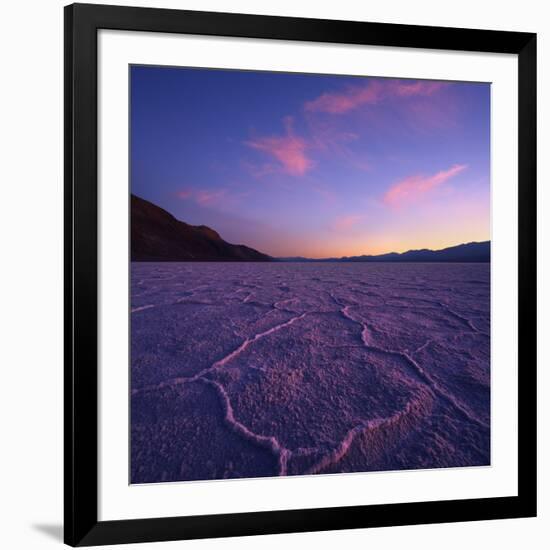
[
  {"xmin": 340, "ymin": 300, "xmax": 488, "ymax": 430},
  {"xmin": 131, "ymin": 304, "xmax": 155, "ymax": 313}
]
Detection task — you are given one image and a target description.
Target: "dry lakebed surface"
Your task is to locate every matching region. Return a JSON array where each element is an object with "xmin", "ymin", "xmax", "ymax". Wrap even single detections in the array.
[{"xmin": 130, "ymin": 262, "xmax": 490, "ymax": 484}]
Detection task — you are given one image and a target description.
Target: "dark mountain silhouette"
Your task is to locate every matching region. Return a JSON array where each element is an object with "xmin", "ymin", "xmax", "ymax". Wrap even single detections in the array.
[
  {"xmin": 131, "ymin": 194, "xmax": 272, "ymax": 261},
  {"xmin": 340, "ymin": 241, "xmax": 490, "ymax": 262},
  {"xmin": 278, "ymin": 241, "xmax": 490, "ymax": 263}
]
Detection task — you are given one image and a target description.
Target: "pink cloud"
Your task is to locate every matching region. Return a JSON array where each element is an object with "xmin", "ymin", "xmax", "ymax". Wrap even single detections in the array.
[
  {"xmin": 177, "ymin": 188, "xmax": 227, "ymax": 206},
  {"xmin": 306, "ymin": 116, "xmax": 359, "ymax": 151},
  {"xmin": 305, "ymin": 79, "xmax": 446, "ymax": 115},
  {"xmin": 383, "ymin": 164, "xmax": 467, "ymax": 207},
  {"xmin": 331, "ymin": 214, "xmax": 364, "ymax": 231},
  {"xmin": 305, "ymin": 81, "xmax": 383, "ymax": 114},
  {"xmin": 303, "ymin": 115, "xmax": 369, "ymax": 171},
  {"xmin": 177, "ymin": 190, "xmax": 194, "ymax": 200},
  {"xmin": 391, "ymin": 80, "xmax": 445, "ymax": 97},
  {"xmin": 245, "ymin": 117, "xmax": 314, "ymax": 176},
  {"xmin": 195, "ymin": 189, "xmax": 226, "ymax": 205}
]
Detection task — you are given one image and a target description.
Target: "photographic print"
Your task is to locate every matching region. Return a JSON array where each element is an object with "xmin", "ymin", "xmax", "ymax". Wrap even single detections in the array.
[{"xmin": 130, "ymin": 66, "xmax": 490, "ymax": 485}]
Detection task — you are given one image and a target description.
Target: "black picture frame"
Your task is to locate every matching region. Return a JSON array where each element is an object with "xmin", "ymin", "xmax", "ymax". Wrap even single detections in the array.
[{"xmin": 64, "ymin": 3, "xmax": 537, "ymax": 546}]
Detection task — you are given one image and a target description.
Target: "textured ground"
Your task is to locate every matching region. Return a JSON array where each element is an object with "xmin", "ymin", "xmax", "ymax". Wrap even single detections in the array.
[{"xmin": 130, "ymin": 262, "xmax": 490, "ymax": 484}]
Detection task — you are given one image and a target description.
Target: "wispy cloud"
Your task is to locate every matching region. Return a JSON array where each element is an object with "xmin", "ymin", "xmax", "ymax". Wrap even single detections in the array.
[
  {"xmin": 245, "ymin": 117, "xmax": 314, "ymax": 176},
  {"xmin": 305, "ymin": 81, "xmax": 383, "ymax": 114},
  {"xmin": 331, "ymin": 214, "xmax": 364, "ymax": 231},
  {"xmin": 305, "ymin": 79, "xmax": 446, "ymax": 114},
  {"xmin": 241, "ymin": 160, "xmax": 279, "ymax": 179},
  {"xmin": 305, "ymin": 115, "xmax": 360, "ymax": 152},
  {"xmin": 195, "ymin": 189, "xmax": 227, "ymax": 205},
  {"xmin": 392, "ymin": 80, "xmax": 445, "ymax": 97},
  {"xmin": 311, "ymin": 185, "xmax": 337, "ymax": 205},
  {"xmin": 383, "ymin": 164, "xmax": 467, "ymax": 207},
  {"xmin": 177, "ymin": 188, "xmax": 227, "ymax": 206},
  {"xmin": 176, "ymin": 190, "xmax": 194, "ymax": 200}
]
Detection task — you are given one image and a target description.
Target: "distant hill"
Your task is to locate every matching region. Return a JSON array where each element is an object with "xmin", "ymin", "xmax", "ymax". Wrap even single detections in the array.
[
  {"xmin": 278, "ymin": 241, "xmax": 490, "ymax": 263},
  {"xmin": 131, "ymin": 194, "xmax": 272, "ymax": 262}
]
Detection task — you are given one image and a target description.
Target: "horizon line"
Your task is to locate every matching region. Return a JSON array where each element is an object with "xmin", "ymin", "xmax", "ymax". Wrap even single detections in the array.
[
  {"xmin": 274, "ymin": 239, "xmax": 490, "ymax": 261},
  {"xmin": 131, "ymin": 193, "xmax": 489, "ymax": 261}
]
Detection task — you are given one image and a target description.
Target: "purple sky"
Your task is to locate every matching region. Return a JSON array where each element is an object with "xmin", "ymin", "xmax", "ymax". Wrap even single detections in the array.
[{"xmin": 131, "ymin": 66, "xmax": 490, "ymax": 258}]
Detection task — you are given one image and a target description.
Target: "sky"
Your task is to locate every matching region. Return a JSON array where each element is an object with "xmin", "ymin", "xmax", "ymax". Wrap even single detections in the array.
[{"xmin": 131, "ymin": 65, "xmax": 490, "ymax": 259}]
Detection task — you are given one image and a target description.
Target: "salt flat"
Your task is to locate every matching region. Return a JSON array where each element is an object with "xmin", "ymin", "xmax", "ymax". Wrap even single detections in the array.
[{"xmin": 130, "ymin": 262, "xmax": 490, "ymax": 483}]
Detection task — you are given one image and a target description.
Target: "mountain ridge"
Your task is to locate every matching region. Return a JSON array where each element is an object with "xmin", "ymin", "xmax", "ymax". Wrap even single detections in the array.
[
  {"xmin": 131, "ymin": 194, "xmax": 272, "ymax": 262},
  {"xmin": 278, "ymin": 241, "xmax": 490, "ymax": 263}
]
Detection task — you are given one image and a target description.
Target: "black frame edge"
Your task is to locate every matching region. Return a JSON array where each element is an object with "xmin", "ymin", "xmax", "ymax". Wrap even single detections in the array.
[
  {"xmin": 64, "ymin": 3, "xmax": 75, "ymax": 545},
  {"xmin": 517, "ymin": 33, "xmax": 537, "ymax": 518},
  {"xmin": 64, "ymin": 3, "xmax": 537, "ymax": 546},
  {"xmin": 65, "ymin": 2, "xmax": 100, "ymax": 546},
  {"xmin": 70, "ymin": 2, "xmax": 534, "ymax": 53},
  {"xmin": 76, "ymin": 496, "xmax": 528, "ymax": 547}
]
